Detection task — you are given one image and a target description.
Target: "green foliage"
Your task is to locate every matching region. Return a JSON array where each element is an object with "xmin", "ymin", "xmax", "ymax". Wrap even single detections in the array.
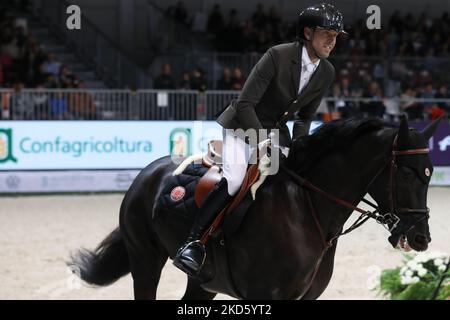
[
  {"xmin": 379, "ymin": 268, "xmax": 404, "ymax": 299},
  {"xmin": 376, "ymin": 252, "xmax": 449, "ymax": 300}
]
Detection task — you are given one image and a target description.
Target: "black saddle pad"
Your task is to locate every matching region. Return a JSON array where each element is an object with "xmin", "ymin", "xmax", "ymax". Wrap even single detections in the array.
[
  {"xmin": 155, "ymin": 162, "xmax": 254, "ymax": 234},
  {"xmin": 155, "ymin": 163, "xmax": 208, "ymax": 220}
]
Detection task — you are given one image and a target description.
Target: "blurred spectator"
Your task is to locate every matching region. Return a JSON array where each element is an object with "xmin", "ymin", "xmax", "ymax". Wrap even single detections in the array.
[
  {"xmin": 42, "ymin": 53, "xmax": 61, "ymax": 77},
  {"xmin": 330, "ymin": 84, "xmax": 346, "ymax": 117},
  {"xmin": 330, "ymin": 82, "xmax": 361, "ymax": 119},
  {"xmin": 252, "ymin": 3, "xmax": 267, "ymax": 29},
  {"xmin": 361, "ymin": 81, "xmax": 385, "ymax": 118},
  {"xmin": 13, "ymin": 82, "xmax": 34, "ymax": 119},
  {"xmin": 69, "ymin": 82, "xmax": 96, "ymax": 120},
  {"xmin": 217, "ymin": 67, "xmax": 233, "ymax": 90},
  {"xmin": 223, "ymin": 9, "xmax": 241, "ymax": 52},
  {"xmin": 1, "ymin": 91, "xmax": 12, "ymax": 119},
  {"xmin": 423, "ymin": 48, "xmax": 439, "ymax": 72},
  {"xmin": 44, "ymin": 74, "xmax": 58, "ymax": 89},
  {"xmin": 0, "ymin": 49, "xmax": 14, "ymax": 84},
  {"xmin": 32, "ymin": 85, "xmax": 49, "ymax": 119},
  {"xmin": 207, "ymin": 4, "xmax": 224, "ymax": 37},
  {"xmin": 178, "ymin": 71, "xmax": 191, "ymax": 90},
  {"xmin": 154, "ymin": 63, "xmax": 176, "ymax": 89},
  {"xmin": 190, "ymin": 67, "xmax": 206, "ymax": 91},
  {"xmin": 59, "ymin": 65, "xmax": 74, "ymax": 88},
  {"xmin": 230, "ymin": 67, "xmax": 245, "ymax": 90},
  {"xmin": 413, "ymin": 70, "xmax": 433, "ymax": 88},
  {"xmin": 435, "ymin": 85, "xmax": 450, "ymax": 111},
  {"xmin": 426, "ymin": 103, "xmax": 446, "ymax": 120},
  {"xmin": 372, "ymin": 62, "xmax": 385, "ymax": 82},
  {"xmin": 241, "ymin": 21, "xmax": 257, "ymax": 52},
  {"xmin": 167, "ymin": 1, "xmax": 189, "ymax": 26},
  {"xmin": 420, "ymin": 83, "xmax": 436, "ymax": 112},
  {"xmin": 401, "ymin": 87, "xmax": 423, "ymax": 120},
  {"xmin": 49, "ymin": 92, "xmax": 69, "ymax": 120},
  {"xmin": 267, "ymin": 6, "xmax": 282, "ymax": 41}
]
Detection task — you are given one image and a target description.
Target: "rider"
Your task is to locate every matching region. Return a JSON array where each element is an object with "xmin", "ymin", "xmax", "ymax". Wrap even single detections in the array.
[{"xmin": 173, "ymin": 3, "xmax": 346, "ymax": 277}]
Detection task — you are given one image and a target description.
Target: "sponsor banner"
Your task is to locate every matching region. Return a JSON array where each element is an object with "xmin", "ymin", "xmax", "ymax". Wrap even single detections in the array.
[
  {"xmin": 0, "ymin": 121, "xmax": 322, "ymax": 170},
  {"xmin": 0, "ymin": 167, "xmax": 448, "ymax": 193},
  {"xmin": 0, "ymin": 170, "xmax": 139, "ymax": 193},
  {"xmin": 409, "ymin": 121, "xmax": 450, "ymax": 166}
]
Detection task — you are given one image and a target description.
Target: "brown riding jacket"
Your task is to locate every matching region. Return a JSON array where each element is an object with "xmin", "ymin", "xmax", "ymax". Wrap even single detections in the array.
[{"xmin": 216, "ymin": 42, "xmax": 335, "ymax": 147}]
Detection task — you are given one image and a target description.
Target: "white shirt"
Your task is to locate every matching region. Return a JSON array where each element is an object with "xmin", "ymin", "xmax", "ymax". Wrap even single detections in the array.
[{"xmin": 298, "ymin": 46, "xmax": 320, "ymax": 94}]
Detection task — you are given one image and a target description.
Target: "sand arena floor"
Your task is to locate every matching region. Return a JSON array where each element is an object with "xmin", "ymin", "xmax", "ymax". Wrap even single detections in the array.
[{"xmin": 0, "ymin": 188, "xmax": 449, "ymax": 300}]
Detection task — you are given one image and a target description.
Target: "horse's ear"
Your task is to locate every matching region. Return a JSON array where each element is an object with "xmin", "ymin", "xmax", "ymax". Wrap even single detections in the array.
[
  {"xmin": 398, "ymin": 114, "xmax": 410, "ymax": 144},
  {"xmin": 421, "ymin": 113, "xmax": 445, "ymax": 141}
]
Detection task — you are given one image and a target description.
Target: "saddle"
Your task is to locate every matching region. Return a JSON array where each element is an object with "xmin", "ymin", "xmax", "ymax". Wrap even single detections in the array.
[{"xmin": 167, "ymin": 140, "xmax": 263, "ymax": 238}]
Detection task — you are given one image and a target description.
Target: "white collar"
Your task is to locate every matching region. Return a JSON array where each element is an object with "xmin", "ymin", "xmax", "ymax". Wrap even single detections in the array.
[{"xmin": 301, "ymin": 46, "xmax": 320, "ymax": 72}]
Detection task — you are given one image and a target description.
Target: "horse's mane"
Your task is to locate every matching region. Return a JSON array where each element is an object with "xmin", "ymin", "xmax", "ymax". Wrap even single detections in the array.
[{"xmin": 287, "ymin": 118, "xmax": 389, "ymax": 173}]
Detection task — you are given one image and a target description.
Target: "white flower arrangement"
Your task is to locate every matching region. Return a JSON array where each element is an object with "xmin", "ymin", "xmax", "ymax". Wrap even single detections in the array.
[
  {"xmin": 377, "ymin": 250, "xmax": 450, "ymax": 300},
  {"xmin": 399, "ymin": 251, "xmax": 449, "ymax": 285}
]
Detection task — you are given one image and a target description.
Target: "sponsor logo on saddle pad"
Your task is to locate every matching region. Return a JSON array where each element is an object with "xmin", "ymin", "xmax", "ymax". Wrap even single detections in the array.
[{"xmin": 170, "ymin": 186, "xmax": 186, "ymax": 202}]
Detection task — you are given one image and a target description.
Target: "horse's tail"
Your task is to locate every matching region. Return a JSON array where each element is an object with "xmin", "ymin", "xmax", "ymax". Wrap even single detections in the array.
[{"xmin": 68, "ymin": 227, "xmax": 129, "ymax": 286}]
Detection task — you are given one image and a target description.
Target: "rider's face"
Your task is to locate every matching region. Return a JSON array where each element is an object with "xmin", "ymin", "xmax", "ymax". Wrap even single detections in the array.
[{"xmin": 306, "ymin": 27, "xmax": 338, "ymax": 59}]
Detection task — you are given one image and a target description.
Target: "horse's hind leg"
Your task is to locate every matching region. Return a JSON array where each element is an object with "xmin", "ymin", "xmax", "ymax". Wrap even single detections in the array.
[
  {"xmin": 126, "ymin": 243, "xmax": 168, "ymax": 300},
  {"xmin": 120, "ymin": 200, "xmax": 169, "ymax": 300},
  {"xmin": 182, "ymin": 277, "xmax": 217, "ymax": 300}
]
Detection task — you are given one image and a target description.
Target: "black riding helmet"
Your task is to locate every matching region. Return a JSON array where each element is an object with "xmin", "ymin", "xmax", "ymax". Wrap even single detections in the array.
[{"xmin": 297, "ymin": 3, "xmax": 347, "ymax": 41}]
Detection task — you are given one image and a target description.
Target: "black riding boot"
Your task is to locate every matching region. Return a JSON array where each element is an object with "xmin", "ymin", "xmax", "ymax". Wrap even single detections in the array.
[{"xmin": 173, "ymin": 178, "xmax": 232, "ymax": 277}]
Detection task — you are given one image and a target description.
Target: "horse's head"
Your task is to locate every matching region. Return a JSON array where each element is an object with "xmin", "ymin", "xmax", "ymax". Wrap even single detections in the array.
[{"xmin": 367, "ymin": 116, "xmax": 443, "ymax": 252}]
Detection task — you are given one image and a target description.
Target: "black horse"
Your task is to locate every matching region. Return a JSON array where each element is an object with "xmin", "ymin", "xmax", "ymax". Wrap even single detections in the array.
[{"xmin": 69, "ymin": 116, "xmax": 442, "ymax": 299}]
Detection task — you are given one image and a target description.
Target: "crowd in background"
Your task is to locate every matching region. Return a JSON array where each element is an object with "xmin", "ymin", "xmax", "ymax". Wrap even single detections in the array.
[
  {"xmin": 1, "ymin": 1, "xmax": 449, "ymax": 121},
  {"xmin": 0, "ymin": 2, "xmax": 96, "ymax": 120},
  {"xmin": 153, "ymin": 63, "xmax": 246, "ymax": 91},
  {"xmin": 166, "ymin": 1, "xmax": 450, "ymax": 57},
  {"xmin": 0, "ymin": 7, "xmax": 85, "ymax": 90},
  {"xmin": 160, "ymin": 2, "xmax": 450, "ymax": 120}
]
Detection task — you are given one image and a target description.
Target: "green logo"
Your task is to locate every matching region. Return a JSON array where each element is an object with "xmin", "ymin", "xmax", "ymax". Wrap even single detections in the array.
[
  {"xmin": 0, "ymin": 129, "xmax": 18, "ymax": 164},
  {"xmin": 170, "ymin": 128, "xmax": 191, "ymax": 158}
]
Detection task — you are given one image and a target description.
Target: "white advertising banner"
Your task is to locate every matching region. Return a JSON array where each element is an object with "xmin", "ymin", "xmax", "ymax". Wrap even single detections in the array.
[
  {"xmin": 0, "ymin": 121, "xmax": 321, "ymax": 171},
  {"xmin": 0, "ymin": 121, "xmax": 210, "ymax": 170}
]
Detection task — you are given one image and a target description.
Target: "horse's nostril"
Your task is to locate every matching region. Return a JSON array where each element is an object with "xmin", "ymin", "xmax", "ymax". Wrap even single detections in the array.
[{"xmin": 415, "ymin": 234, "xmax": 427, "ymax": 245}]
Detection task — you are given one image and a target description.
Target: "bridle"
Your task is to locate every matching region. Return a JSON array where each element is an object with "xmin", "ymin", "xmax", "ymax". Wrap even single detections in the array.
[
  {"xmin": 282, "ymin": 131, "xmax": 432, "ymax": 299},
  {"xmin": 386, "ymin": 134, "xmax": 430, "ymax": 235},
  {"xmin": 281, "ymin": 132, "xmax": 431, "ymax": 249}
]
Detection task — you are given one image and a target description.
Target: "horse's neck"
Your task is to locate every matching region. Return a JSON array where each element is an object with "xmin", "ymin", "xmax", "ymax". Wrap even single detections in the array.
[{"xmin": 307, "ymin": 129, "xmax": 393, "ymax": 240}]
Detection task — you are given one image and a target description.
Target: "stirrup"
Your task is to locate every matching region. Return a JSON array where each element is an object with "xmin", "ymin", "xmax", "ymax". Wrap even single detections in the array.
[{"xmin": 173, "ymin": 240, "xmax": 206, "ymax": 276}]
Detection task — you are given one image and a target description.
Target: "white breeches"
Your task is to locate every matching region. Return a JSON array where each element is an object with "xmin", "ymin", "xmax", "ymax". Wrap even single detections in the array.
[
  {"xmin": 222, "ymin": 130, "xmax": 253, "ymax": 196},
  {"xmin": 221, "ymin": 130, "xmax": 290, "ymax": 196}
]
